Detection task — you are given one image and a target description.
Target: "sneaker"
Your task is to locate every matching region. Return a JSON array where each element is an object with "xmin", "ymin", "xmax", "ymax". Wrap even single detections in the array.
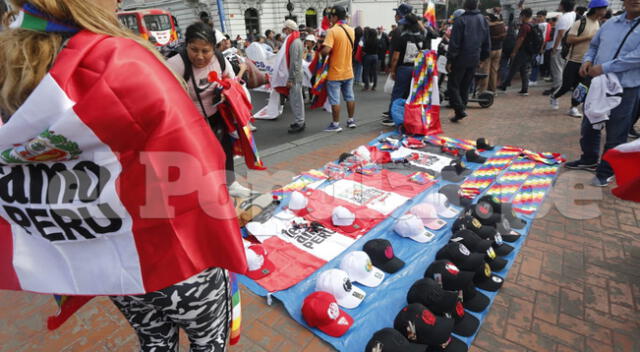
[
  {"xmin": 543, "ymin": 76, "xmax": 553, "ymax": 82},
  {"xmin": 542, "ymin": 88, "xmax": 555, "ymax": 96},
  {"xmin": 288, "ymin": 122, "xmax": 305, "ymax": 133},
  {"xmin": 630, "ymin": 127, "xmax": 640, "ymax": 139},
  {"xmin": 497, "ymin": 85, "xmax": 507, "ymax": 92},
  {"xmin": 568, "ymin": 107, "xmax": 582, "ymax": 118},
  {"xmin": 381, "ymin": 118, "xmax": 395, "ymax": 127},
  {"xmin": 564, "ymin": 159, "xmax": 598, "ymax": 171},
  {"xmin": 591, "ymin": 175, "xmax": 614, "ymax": 187},
  {"xmin": 382, "ymin": 111, "xmax": 390, "ymax": 117},
  {"xmin": 228, "ymin": 181, "xmax": 252, "ymax": 198},
  {"xmin": 550, "ymin": 96, "xmax": 559, "ymax": 110},
  {"xmin": 518, "ymin": 91, "xmax": 529, "ymax": 96},
  {"xmin": 449, "ymin": 111, "xmax": 468, "ymax": 123},
  {"xmin": 324, "ymin": 122, "xmax": 343, "ymax": 132},
  {"xmin": 347, "ymin": 119, "xmax": 357, "ymax": 128},
  {"xmin": 249, "ymin": 122, "xmax": 257, "ymax": 132},
  {"xmin": 528, "ymin": 81, "xmax": 538, "ymax": 87}
]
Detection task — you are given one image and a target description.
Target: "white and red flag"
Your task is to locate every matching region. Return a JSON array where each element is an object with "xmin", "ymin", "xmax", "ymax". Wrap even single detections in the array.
[
  {"xmin": 0, "ymin": 31, "xmax": 248, "ymax": 296},
  {"xmin": 604, "ymin": 138, "xmax": 640, "ymax": 202}
]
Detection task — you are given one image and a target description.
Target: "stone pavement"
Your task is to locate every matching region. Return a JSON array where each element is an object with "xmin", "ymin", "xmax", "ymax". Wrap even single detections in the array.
[{"xmin": 2, "ymin": 81, "xmax": 640, "ymax": 352}]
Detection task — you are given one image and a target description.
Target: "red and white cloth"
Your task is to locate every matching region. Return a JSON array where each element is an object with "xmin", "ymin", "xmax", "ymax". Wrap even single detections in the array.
[
  {"xmin": 604, "ymin": 138, "xmax": 640, "ymax": 202},
  {"xmin": 0, "ymin": 31, "xmax": 247, "ymax": 295}
]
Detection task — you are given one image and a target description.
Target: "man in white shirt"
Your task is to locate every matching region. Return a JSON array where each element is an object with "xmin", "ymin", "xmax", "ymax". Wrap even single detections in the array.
[{"xmin": 544, "ymin": 0, "xmax": 576, "ymax": 95}]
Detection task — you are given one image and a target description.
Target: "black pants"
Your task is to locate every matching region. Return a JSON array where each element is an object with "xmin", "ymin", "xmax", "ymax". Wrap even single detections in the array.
[
  {"xmin": 447, "ymin": 65, "xmax": 476, "ymax": 116},
  {"xmin": 552, "ymin": 61, "xmax": 585, "ymax": 107},
  {"xmin": 378, "ymin": 52, "xmax": 387, "ymax": 71},
  {"xmin": 208, "ymin": 113, "xmax": 235, "ymax": 185},
  {"xmin": 362, "ymin": 54, "xmax": 379, "ymax": 88},
  {"xmin": 501, "ymin": 51, "xmax": 532, "ymax": 93}
]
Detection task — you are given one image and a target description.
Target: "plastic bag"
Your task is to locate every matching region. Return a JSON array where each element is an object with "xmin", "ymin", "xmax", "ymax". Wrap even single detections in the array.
[{"xmin": 384, "ymin": 75, "xmax": 395, "ymax": 94}]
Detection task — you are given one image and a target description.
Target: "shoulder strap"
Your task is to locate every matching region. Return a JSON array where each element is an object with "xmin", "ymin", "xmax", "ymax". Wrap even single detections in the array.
[
  {"xmin": 338, "ymin": 25, "xmax": 354, "ymax": 52},
  {"xmin": 614, "ymin": 19, "xmax": 640, "ymax": 59},
  {"xmin": 577, "ymin": 17, "xmax": 587, "ymax": 36}
]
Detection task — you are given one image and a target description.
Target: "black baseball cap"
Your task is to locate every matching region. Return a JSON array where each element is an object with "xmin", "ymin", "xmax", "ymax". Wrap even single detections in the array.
[
  {"xmin": 393, "ymin": 3, "xmax": 413, "ymax": 17},
  {"xmin": 363, "ymin": 239, "xmax": 405, "ymax": 273},
  {"xmin": 450, "ymin": 229, "xmax": 493, "ymax": 253},
  {"xmin": 465, "ymin": 149, "xmax": 487, "ymax": 164},
  {"xmin": 462, "ymin": 283, "xmax": 490, "ymax": 312},
  {"xmin": 365, "ymin": 328, "xmax": 428, "ymax": 352},
  {"xmin": 476, "ymin": 138, "xmax": 495, "ymax": 151},
  {"xmin": 477, "ymin": 195, "xmax": 527, "ymax": 229},
  {"xmin": 455, "ymin": 216, "xmax": 514, "ymax": 256},
  {"xmin": 436, "ymin": 242, "xmax": 485, "ymax": 272},
  {"xmin": 424, "ymin": 260, "xmax": 475, "ymax": 291},
  {"xmin": 441, "ymin": 160, "xmax": 471, "ymax": 183},
  {"xmin": 467, "ymin": 201, "xmax": 499, "ymax": 226},
  {"xmin": 443, "ymin": 336, "xmax": 470, "ymax": 352},
  {"xmin": 439, "ymin": 184, "xmax": 472, "ymax": 207},
  {"xmin": 393, "ymin": 303, "xmax": 455, "ymax": 346},
  {"xmin": 472, "ymin": 263, "xmax": 504, "ymax": 292},
  {"xmin": 330, "ymin": 5, "xmax": 347, "ymax": 18},
  {"xmin": 494, "ymin": 218, "xmax": 523, "ymax": 243},
  {"xmin": 407, "ymin": 279, "xmax": 479, "ymax": 337}
]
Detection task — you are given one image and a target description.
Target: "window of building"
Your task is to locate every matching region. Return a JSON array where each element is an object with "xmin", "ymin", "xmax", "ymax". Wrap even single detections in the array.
[
  {"xmin": 305, "ymin": 8, "xmax": 318, "ymax": 28},
  {"xmin": 244, "ymin": 8, "xmax": 260, "ymax": 38}
]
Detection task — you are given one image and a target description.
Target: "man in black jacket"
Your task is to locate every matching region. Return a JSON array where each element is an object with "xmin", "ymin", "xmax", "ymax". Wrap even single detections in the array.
[{"xmin": 447, "ymin": 0, "xmax": 491, "ymax": 122}]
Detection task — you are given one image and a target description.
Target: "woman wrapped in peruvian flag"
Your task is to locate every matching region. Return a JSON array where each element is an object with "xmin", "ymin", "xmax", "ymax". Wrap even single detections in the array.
[{"xmin": 0, "ymin": 0, "xmax": 248, "ymax": 350}]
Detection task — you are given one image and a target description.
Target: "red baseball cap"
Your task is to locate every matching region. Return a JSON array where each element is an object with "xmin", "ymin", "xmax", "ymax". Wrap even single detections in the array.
[
  {"xmin": 302, "ymin": 291, "xmax": 354, "ymax": 337},
  {"xmin": 245, "ymin": 245, "xmax": 276, "ymax": 280}
]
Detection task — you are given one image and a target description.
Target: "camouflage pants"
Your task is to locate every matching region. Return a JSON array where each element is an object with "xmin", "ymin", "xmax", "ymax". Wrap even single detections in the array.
[{"xmin": 111, "ymin": 268, "xmax": 230, "ymax": 352}]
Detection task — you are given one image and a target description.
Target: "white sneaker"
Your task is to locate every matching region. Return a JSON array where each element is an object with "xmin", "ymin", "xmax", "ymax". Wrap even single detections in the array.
[
  {"xmin": 528, "ymin": 81, "xmax": 538, "ymax": 87},
  {"xmin": 568, "ymin": 107, "xmax": 582, "ymax": 118},
  {"xmin": 249, "ymin": 122, "xmax": 257, "ymax": 132},
  {"xmin": 550, "ymin": 96, "xmax": 559, "ymax": 110},
  {"xmin": 228, "ymin": 181, "xmax": 252, "ymax": 198}
]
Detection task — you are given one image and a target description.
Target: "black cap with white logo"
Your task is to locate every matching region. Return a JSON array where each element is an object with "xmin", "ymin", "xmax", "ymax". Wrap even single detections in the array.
[{"xmin": 365, "ymin": 328, "xmax": 428, "ymax": 352}]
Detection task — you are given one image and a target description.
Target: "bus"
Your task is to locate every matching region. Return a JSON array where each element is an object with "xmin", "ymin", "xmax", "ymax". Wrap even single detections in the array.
[{"xmin": 117, "ymin": 9, "xmax": 178, "ymax": 46}]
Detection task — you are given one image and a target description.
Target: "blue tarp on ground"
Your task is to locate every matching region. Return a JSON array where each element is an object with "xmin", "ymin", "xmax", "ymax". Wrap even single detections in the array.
[{"xmin": 240, "ymin": 133, "xmax": 560, "ymax": 351}]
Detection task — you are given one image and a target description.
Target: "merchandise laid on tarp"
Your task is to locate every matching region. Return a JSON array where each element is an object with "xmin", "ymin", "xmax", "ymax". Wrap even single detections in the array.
[{"xmin": 238, "ymin": 133, "xmax": 564, "ymax": 352}]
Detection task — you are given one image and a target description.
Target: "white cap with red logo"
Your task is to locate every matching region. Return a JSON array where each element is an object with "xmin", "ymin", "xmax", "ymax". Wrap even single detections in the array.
[{"xmin": 339, "ymin": 251, "xmax": 385, "ymax": 287}]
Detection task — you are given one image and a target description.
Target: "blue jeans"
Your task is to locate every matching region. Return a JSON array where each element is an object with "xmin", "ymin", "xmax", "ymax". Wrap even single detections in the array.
[
  {"xmin": 353, "ymin": 61, "xmax": 363, "ymax": 83},
  {"xmin": 580, "ymin": 86, "xmax": 640, "ymax": 178},
  {"xmin": 387, "ymin": 65, "xmax": 414, "ymax": 115},
  {"xmin": 530, "ymin": 61, "xmax": 539, "ymax": 82},
  {"xmin": 362, "ymin": 54, "xmax": 379, "ymax": 88},
  {"xmin": 327, "ymin": 79, "xmax": 355, "ymax": 106}
]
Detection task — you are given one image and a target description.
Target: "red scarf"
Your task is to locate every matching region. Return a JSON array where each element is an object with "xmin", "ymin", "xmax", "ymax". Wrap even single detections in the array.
[{"xmin": 275, "ymin": 30, "xmax": 301, "ymax": 96}]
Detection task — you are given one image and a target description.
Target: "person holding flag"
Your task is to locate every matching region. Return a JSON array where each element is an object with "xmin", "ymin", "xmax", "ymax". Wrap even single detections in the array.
[{"xmin": 0, "ymin": 0, "xmax": 248, "ymax": 351}]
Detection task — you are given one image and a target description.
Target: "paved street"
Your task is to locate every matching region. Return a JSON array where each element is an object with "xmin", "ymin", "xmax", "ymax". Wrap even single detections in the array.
[{"xmin": 2, "ymin": 77, "xmax": 640, "ymax": 352}]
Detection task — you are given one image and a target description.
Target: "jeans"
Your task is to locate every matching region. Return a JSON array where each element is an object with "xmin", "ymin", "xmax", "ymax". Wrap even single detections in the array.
[
  {"xmin": 478, "ymin": 49, "xmax": 502, "ymax": 93},
  {"xmin": 288, "ymin": 83, "xmax": 305, "ymax": 124},
  {"xmin": 550, "ymin": 50, "xmax": 565, "ymax": 90},
  {"xmin": 208, "ymin": 114, "xmax": 235, "ymax": 184},
  {"xmin": 501, "ymin": 51, "xmax": 532, "ymax": 92},
  {"xmin": 362, "ymin": 54, "xmax": 379, "ymax": 88},
  {"xmin": 353, "ymin": 61, "xmax": 363, "ymax": 83},
  {"xmin": 579, "ymin": 86, "xmax": 640, "ymax": 178},
  {"xmin": 448, "ymin": 65, "xmax": 476, "ymax": 116},
  {"xmin": 327, "ymin": 79, "xmax": 355, "ymax": 105},
  {"xmin": 552, "ymin": 61, "xmax": 585, "ymax": 107},
  {"xmin": 378, "ymin": 53, "xmax": 387, "ymax": 71},
  {"xmin": 387, "ymin": 65, "xmax": 414, "ymax": 115}
]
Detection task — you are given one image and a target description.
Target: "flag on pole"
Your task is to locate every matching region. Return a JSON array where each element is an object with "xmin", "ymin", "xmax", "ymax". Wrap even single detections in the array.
[{"xmin": 423, "ymin": 0, "xmax": 438, "ymax": 30}]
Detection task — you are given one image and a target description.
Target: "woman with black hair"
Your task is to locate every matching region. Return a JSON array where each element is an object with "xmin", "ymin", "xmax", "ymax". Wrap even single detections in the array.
[
  {"xmin": 362, "ymin": 27, "xmax": 379, "ymax": 90},
  {"xmin": 353, "ymin": 26, "xmax": 364, "ymax": 85},
  {"xmin": 168, "ymin": 22, "xmax": 253, "ymax": 197}
]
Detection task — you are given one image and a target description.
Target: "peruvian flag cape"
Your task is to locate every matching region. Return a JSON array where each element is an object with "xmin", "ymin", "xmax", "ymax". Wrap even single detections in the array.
[
  {"xmin": 0, "ymin": 31, "xmax": 248, "ymax": 296},
  {"xmin": 604, "ymin": 138, "xmax": 640, "ymax": 202},
  {"xmin": 271, "ymin": 31, "xmax": 301, "ymax": 97}
]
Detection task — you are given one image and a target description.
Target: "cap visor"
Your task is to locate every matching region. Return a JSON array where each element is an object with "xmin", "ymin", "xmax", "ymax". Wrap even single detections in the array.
[
  {"xmin": 477, "ymin": 226, "xmax": 498, "ymax": 239},
  {"xmin": 376, "ymin": 257, "xmax": 405, "ymax": 273},
  {"xmin": 437, "ymin": 204, "xmax": 460, "ymax": 218},
  {"xmin": 430, "ymin": 315, "xmax": 457, "ymax": 345},
  {"xmin": 444, "ymin": 336, "xmax": 470, "ymax": 352},
  {"xmin": 337, "ymin": 286, "xmax": 366, "ymax": 309},
  {"xmin": 424, "ymin": 218, "xmax": 447, "ymax": 230},
  {"xmin": 335, "ymin": 218, "xmax": 365, "ymax": 234},
  {"xmin": 501, "ymin": 230, "xmax": 522, "ymax": 243},
  {"xmin": 462, "ymin": 286, "xmax": 489, "ymax": 312},
  {"xmin": 487, "ymin": 257, "xmax": 508, "ymax": 271},
  {"xmin": 453, "ymin": 312, "xmax": 480, "ymax": 337},
  {"xmin": 358, "ymin": 267, "xmax": 385, "ymax": 287},
  {"xmin": 493, "ymin": 243, "xmax": 515, "ymax": 256},
  {"xmin": 447, "ymin": 270, "xmax": 476, "ymax": 291},
  {"xmin": 508, "ymin": 216, "xmax": 527, "ymax": 229},
  {"xmin": 475, "ymin": 274, "xmax": 504, "ymax": 292},
  {"xmin": 410, "ymin": 229, "xmax": 436, "ymax": 243},
  {"xmin": 317, "ymin": 310, "xmax": 354, "ymax": 337},
  {"xmin": 246, "ymin": 257, "xmax": 276, "ymax": 280}
]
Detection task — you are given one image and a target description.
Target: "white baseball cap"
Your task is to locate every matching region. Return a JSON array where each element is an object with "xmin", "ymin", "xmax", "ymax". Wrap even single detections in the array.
[
  {"xmin": 339, "ymin": 251, "xmax": 385, "ymax": 287},
  {"xmin": 423, "ymin": 192, "xmax": 459, "ymax": 218},
  {"xmin": 315, "ymin": 268, "xmax": 366, "ymax": 309},
  {"xmin": 289, "ymin": 191, "xmax": 308, "ymax": 210},
  {"xmin": 353, "ymin": 145, "xmax": 371, "ymax": 162},
  {"xmin": 393, "ymin": 214, "xmax": 436, "ymax": 243},
  {"xmin": 305, "ymin": 34, "xmax": 317, "ymax": 43},
  {"xmin": 409, "ymin": 203, "xmax": 447, "ymax": 230},
  {"xmin": 331, "ymin": 206, "xmax": 364, "ymax": 234}
]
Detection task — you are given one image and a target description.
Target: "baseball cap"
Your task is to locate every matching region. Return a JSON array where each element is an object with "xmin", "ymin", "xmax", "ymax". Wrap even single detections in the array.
[
  {"xmin": 363, "ymin": 239, "xmax": 405, "ymax": 273},
  {"xmin": 245, "ymin": 244, "xmax": 276, "ymax": 280},
  {"xmin": 472, "ymin": 263, "xmax": 504, "ymax": 292},
  {"xmin": 494, "ymin": 217, "xmax": 523, "ymax": 243},
  {"xmin": 406, "ymin": 278, "xmax": 479, "ymax": 337},
  {"xmin": 453, "ymin": 216, "xmax": 514, "ymax": 256},
  {"xmin": 436, "ymin": 242, "xmax": 486, "ymax": 272},
  {"xmin": 315, "ymin": 269, "xmax": 366, "ymax": 309},
  {"xmin": 588, "ymin": 0, "xmax": 609, "ymax": 8},
  {"xmin": 305, "ymin": 34, "xmax": 317, "ymax": 43},
  {"xmin": 410, "ymin": 203, "xmax": 447, "ymax": 230},
  {"xmin": 365, "ymin": 328, "xmax": 428, "ymax": 352},
  {"xmin": 461, "ymin": 283, "xmax": 490, "ymax": 312},
  {"xmin": 331, "ymin": 206, "xmax": 364, "ymax": 233},
  {"xmin": 289, "ymin": 191, "xmax": 308, "ymax": 211},
  {"xmin": 424, "ymin": 260, "xmax": 475, "ymax": 291},
  {"xmin": 330, "ymin": 5, "xmax": 347, "ymax": 18},
  {"xmin": 423, "ymin": 192, "xmax": 459, "ymax": 218},
  {"xmin": 439, "ymin": 184, "xmax": 472, "ymax": 207},
  {"xmin": 465, "ymin": 149, "xmax": 487, "ymax": 164},
  {"xmin": 477, "ymin": 196, "xmax": 527, "ymax": 229},
  {"xmin": 393, "ymin": 303, "xmax": 455, "ymax": 346},
  {"xmin": 450, "ymin": 230, "xmax": 507, "ymax": 271},
  {"xmin": 441, "ymin": 160, "xmax": 471, "ymax": 183},
  {"xmin": 353, "ymin": 145, "xmax": 372, "ymax": 162},
  {"xmin": 302, "ymin": 291, "xmax": 354, "ymax": 337},
  {"xmin": 476, "ymin": 138, "xmax": 495, "ymax": 151},
  {"xmin": 340, "ymin": 251, "xmax": 385, "ymax": 287},
  {"xmin": 393, "ymin": 3, "xmax": 414, "ymax": 17},
  {"xmin": 394, "ymin": 214, "xmax": 436, "ymax": 243}
]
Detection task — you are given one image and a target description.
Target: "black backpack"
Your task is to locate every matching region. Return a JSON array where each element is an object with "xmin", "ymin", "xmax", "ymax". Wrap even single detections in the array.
[
  {"xmin": 525, "ymin": 23, "xmax": 544, "ymax": 54},
  {"xmin": 561, "ymin": 18, "xmax": 587, "ymax": 59}
]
